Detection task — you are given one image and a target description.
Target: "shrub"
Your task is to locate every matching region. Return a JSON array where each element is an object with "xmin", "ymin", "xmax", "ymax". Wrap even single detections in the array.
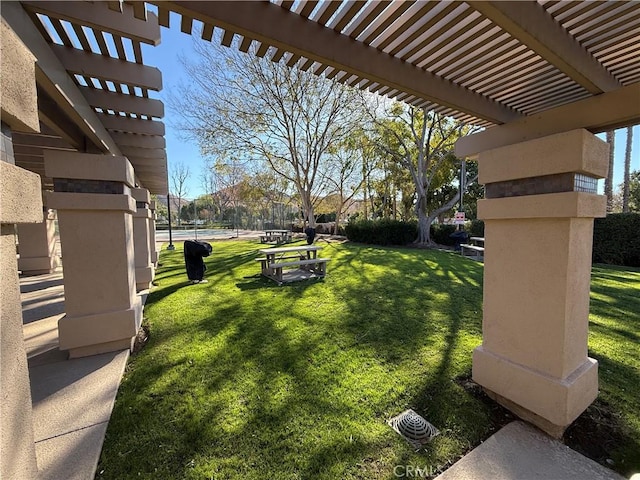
[
  {"xmin": 468, "ymin": 219, "xmax": 485, "ymax": 237},
  {"xmin": 345, "ymin": 219, "xmax": 417, "ymax": 245},
  {"xmin": 592, "ymin": 213, "xmax": 640, "ymax": 267},
  {"xmin": 430, "ymin": 223, "xmax": 458, "ymax": 246}
]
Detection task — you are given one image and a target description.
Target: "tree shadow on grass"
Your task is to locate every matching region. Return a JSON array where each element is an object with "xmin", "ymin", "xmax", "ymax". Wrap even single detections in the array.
[{"xmin": 97, "ymin": 242, "xmax": 489, "ymax": 480}]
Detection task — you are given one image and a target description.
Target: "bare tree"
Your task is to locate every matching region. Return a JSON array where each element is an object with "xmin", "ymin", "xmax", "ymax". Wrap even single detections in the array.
[
  {"xmin": 170, "ymin": 161, "xmax": 190, "ymax": 226},
  {"xmin": 623, "ymin": 126, "xmax": 633, "ymax": 212},
  {"xmin": 324, "ymin": 131, "xmax": 376, "ymax": 234},
  {"xmin": 170, "ymin": 38, "xmax": 363, "ymax": 228},
  {"xmin": 605, "ymin": 130, "xmax": 615, "ymax": 213}
]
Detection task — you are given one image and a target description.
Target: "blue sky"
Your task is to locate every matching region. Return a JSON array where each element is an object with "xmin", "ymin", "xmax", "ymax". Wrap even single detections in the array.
[{"xmin": 143, "ymin": 19, "xmax": 639, "ymax": 199}]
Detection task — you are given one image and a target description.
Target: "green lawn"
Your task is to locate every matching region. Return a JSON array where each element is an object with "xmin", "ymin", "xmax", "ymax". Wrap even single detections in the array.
[{"xmin": 96, "ymin": 240, "xmax": 640, "ymax": 479}]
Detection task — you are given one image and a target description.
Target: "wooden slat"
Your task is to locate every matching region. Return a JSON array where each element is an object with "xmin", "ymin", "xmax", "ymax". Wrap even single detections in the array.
[
  {"xmin": 286, "ymin": 53, "xmax": 300, "ymax": 67},
  {"xmin": 373, "ymin": 2, "xmax": 437, "ymax": 51},
  {"xmin": 111, "ymin": 131, "xmax": 166, "ymax": 148},
  {"xmin": 299, "ymin": 1, "xmax": 318, "ymax": 19},
  {"xmin": 221, "ymin": 29, "xmax": 234, "ymax": 47},
  {"xmin": 71, "ymin": 23, "xmax": 92, "ymax": 51},
  {"xmin": 50, "ymin": 43, "xmax": 162, "ymax": 90},
  {"xmin": 332, "ymin": 1, "xmax": 367, "ymax": 32},
  {"xmin": 346, "ymin": 1, "xmax": 391, "ymax": 39},
  {"xmin": 361, "ymin": 1, "xmax": 415, "ymax": 44},
  {"xmin": 132, "ymin": 41, "xmax": 143, "ymax": 63},
  {"xmin": 107, "ymin": 1, "xmax": 122, "ymax": 13},
  {"xmin": 92, "ymin": 28, "xmax": 111, "ymax": 55},
  {"xmin": 271, "ymin": 48, "xmax": 286, "ymax": 62},
  {"xmin": 201, "ymin": 23, "xmax": 214, "ymax": 41},
  {"xmin": 132, "ymin": 1, "xmax": 147, "ymax": 21},
  {"xmin": 98, "ymin": 113, "xmax": 165, "ymax": 135},
  {"xmin": 22, "ymin": 1, "xmax": 161, "ymax": 45},
  {"xmin": 389, "ymin": 2, "xmax": 460, "ymax": 56},
  {"xmin": 112, "ymin": 34, "xmax": 128, "ymax": 60},
  {"xmin": 256, "ymin": 42, "xmax": 270, "ymax": 57},
  {"xmin": 314, "ymin": 1, "xmax": 342, "ymax": 25},
  {"xmin": 239, "ymin": 35, "xmax": 253, "ymax": 53},
  {"xmin": 50, "ymin": 18, "xmax": 74, "ymax": 47},
  {"xmin": 181, "ymin": 14, "xmax": 193, "ymax": 34},
  {"xmin": 79, "ymin": 86, "xmax": 165, "ymax": 118},
  {"xmin": 158, "ymin": 5, "xmax": 170, "ymax": 27},
  {"xmin": 299, "ymin": 58, "xmax": 315, "ymax": 71}
]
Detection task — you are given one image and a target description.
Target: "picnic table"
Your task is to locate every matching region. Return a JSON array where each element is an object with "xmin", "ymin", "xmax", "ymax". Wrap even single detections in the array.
[
  {"xmin": 260, "ymin": 229, "xmax": 292, "ymax": 244},
  {"xmin": 461, "ymin": 236, "xmax": 485, "ymax": 259},
  {"xmin": 257, "ymin": 245, "xmax": 329, "ymax": 284}
]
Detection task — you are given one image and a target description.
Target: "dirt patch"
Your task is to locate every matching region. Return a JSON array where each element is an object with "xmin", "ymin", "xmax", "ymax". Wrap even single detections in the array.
[
  {"xmin": 456, "ymin": 375, "xmax": 632, "ymax": 476},
  {"xmin": 455, "ymin": 375, "xmax": 516, "ymax": 434},
  {"xmin": 131, "ymin": 323, "xmax": 150, "ymax": 355},
  {"xmin": 564, "ymin": 400, "xmax": 629, "ymax": 473}
]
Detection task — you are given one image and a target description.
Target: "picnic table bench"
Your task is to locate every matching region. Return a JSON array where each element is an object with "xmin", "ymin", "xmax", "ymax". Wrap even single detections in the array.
[
  {"xmin": 260, "ymin": 229, "xmax": 292, "ymax": 244},
  {"xmin": 258, "ymin": 245, "xmax": 329, "ymax": 284},
  {"xmin": 461, "ymin": 236, "xmax": 485, "ymax": 259}
]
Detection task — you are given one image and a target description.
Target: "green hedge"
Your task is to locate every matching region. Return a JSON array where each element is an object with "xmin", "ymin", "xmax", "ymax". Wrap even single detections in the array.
[
  {"xmin": 468, "ymin": 219, "xmax": 485, "ymax": 237},
  {"xmin": 345, "ymin": 219, "xmax": 417, "ymax": 245},
  {"xmin": 430, "ymin": 224, "xmax": 458, "ymax": 246},
  {"xmin": 593, "ymin": 213, "xmax": 640, "ymax": 267}
]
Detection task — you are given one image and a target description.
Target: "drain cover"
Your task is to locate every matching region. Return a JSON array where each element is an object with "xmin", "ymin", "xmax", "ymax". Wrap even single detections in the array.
[{"xmin": 388, "ymin": 409, "xmax": 439, "ymax": 450}]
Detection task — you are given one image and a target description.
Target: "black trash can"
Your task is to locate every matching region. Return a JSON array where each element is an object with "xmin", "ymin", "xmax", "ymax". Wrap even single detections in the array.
[
  {"xmin": 304, "ymin": 227, "xmax": 316, "ymax": 245},
  {"xmin": 184, "ymin": 240, "xmax": 213, "ymax": 283},
  {"xmin": 449, "ymin": 230, "xmax": 469, "ymax": 251}
]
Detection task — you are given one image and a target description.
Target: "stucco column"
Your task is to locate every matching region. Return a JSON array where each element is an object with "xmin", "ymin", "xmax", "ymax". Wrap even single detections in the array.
[
  {"xmin": 17, "ymin": 207, "xmax": 60, "ymax": 275},
  {"xmin": 472, "ymin": 129, "xmax": 608, "ymax": 437},
  {"xmin": 44, "ymin": 151, "xmax": 142, "ymax": 359},
  {"xmin": 0, "ymin": 161, "xmax": 42, "ymax": 480},
  {"xmin": 149, "ymin": 200, "xmax": 158, "ymax": 266},
  {"xmin": 132, "ymin": 188, "xmax": 154, "ymax": 291},
  {"xmin": 1, "ymin": 16, "xmax": 42, "ymax": 477}
]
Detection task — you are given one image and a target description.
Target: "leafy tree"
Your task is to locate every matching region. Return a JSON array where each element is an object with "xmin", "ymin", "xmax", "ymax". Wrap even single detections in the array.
[
  {"xmin": 369, "ymin": 102, "xmax": 477, "ymax": 245},
  {"xmin": 628, "ymin": 170, "xmax": 640, "ymax": 212},
  {"xmin": 170, "ymin": 38, "xmax": 364, "ymax": 228}
]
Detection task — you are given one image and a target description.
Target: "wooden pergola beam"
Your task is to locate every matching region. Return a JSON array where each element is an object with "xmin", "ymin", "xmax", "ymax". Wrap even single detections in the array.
[
  {"xmin": 3, "ymin": 1, "xmax": 121, "ymax": 154},
  {"xmin": 21, "ymin": 0, "xmax": 160, "ymax": 45},
  {"xmin": 51, "ymin": 44, "xmax": 162, "ymax": 91},
  {"xmin": 110, "ymin": 131, "xmax": 166, "ymax": 149},
  {"xmin": 157, "ymin": 0, "xmax": 520, "ymax": 125},
  {"xmin": 455, "ymin": 83, "xmax": 640, "ymax": 157},
  {"xmin": 468, "ymin": 1, "xmax": 621, "ymax": 94},
  {"xmin": 79, "ymin": 86, "xmax": 164, "ymax": 118},
  {"xmin": 98, "ymin": 113, "xmax": 165, "ymax": 136}
]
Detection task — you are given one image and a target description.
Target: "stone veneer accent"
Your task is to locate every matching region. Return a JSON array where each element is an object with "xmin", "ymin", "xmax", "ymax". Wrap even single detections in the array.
[
  {"xmin": 485, "ymin": 172, "xmax": 598, "ymax": 199},
  {"xmin": 53, "ymin": 178, "xmax": 128, "ymax": 195}
]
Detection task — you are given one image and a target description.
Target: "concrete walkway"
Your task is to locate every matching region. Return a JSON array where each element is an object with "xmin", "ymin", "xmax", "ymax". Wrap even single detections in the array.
[
  {"xmin": 435, "ymin": 421, "xmax": 625, "ymax": 480},
  {"xmin": 21, "ymin": 269, "xmax": 131, "ymax": 480}
]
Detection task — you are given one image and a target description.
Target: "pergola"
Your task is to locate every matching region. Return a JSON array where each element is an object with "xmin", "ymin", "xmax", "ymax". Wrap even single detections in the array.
[{"xmin": 2, "ymin": 1, "xmax": 639, "ymax": 478}]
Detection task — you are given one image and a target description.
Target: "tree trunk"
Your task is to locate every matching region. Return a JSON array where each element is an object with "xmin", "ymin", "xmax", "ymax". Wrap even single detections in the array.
[
  {"xmin": 605, "ymin": 130, "xmax": 615, "ymax": 213},
  {"xmin": 623, "ymin": 126, "xmax": 633, "ymax": 213}
]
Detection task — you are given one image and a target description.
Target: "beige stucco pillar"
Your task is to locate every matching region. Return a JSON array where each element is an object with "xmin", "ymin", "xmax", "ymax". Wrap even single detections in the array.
[
  {"xmin": 44, "ymin": 152, "xmax": 142, "ymax": 359},
  {"xmin": 17, "ymin": 207, "xmax": 60, "ymax": 275},
  {"xmin": 149, "ymin": 200, "xmax": 158, "ymax": 266},
  {"xmin": 1, "ymin": 17, "xmax": 42, "ymax": 478},
  {"xmin": 131, "ymin": 188, "xmax": 154, "ymax": 291},
  {"xmin": 0, "ymin": 161, "xmax": 42, "ymax": 479},
  {"xmin": 472, "ymin": 129, "xmax": 608, "ymax": 437}
]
